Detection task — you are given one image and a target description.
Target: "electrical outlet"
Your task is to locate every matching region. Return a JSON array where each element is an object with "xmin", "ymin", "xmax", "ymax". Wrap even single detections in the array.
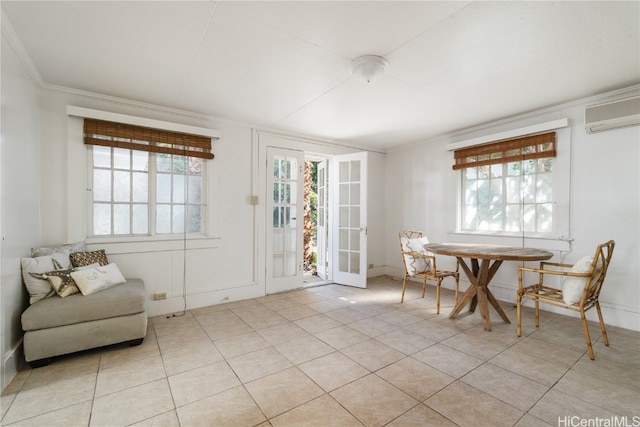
[
  {"xmin": 154, "ymin": 292, "xmax": 168, "ymax": 300},
  {"xmin": 368, "ymin": 264, "xmax": 374, "ymax": 269}
]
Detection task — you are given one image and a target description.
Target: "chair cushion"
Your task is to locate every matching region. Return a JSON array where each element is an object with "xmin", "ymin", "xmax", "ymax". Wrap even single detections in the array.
[
  {"xmin": 401, "ymin": 236, "xmax": 432, "ymax": 275},
  {"xmin": 22, "ymin": 279, "xmax": 146, "ymax": 331},
  {"xmin": 562, "ymin": 256, "xmax": 593, "ymax": 305}
]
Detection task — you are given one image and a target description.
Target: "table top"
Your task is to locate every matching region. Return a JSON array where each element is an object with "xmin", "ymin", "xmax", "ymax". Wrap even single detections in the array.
[{"xmin": 424, "ymin": 242, "xmax": 553, "ymax": 262}]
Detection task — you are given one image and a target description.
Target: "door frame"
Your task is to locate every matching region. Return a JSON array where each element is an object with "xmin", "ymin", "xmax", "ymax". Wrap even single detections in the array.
[{"xmin": 254, "ymin": 131, "xmax": 370, "ymax": 294}]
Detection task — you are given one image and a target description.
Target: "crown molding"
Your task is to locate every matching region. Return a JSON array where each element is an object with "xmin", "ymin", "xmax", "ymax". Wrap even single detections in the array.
[{"xmin": 1, "ymin": 11, "xmax": 43, "ymax": 86}]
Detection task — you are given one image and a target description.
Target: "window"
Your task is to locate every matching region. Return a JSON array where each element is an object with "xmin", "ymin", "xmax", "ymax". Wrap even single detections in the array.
[
  {"xmin": 85, "ymin": 119, "xmax": 213, "ymax": 238},
  {"xmin": 455, "ymin": 132, "xmax": 556, "ymax": 235}
]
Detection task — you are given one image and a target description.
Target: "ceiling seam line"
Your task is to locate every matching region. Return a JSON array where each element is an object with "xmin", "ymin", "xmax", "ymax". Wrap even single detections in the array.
[{"xmin": 172, "ymin": 2, "xmax": 220, "ymax": 109}]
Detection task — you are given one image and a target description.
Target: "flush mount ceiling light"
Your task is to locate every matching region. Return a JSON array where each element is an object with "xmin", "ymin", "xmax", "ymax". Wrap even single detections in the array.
[{"xmin": 350, "ymin": 55, "xmax": 389, "ymax": 83}]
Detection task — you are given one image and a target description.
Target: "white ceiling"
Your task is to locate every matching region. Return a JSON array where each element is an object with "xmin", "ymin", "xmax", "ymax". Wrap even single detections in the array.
[{"xmin": 2, "ymin": 1, "xmax": 639, "ymax": 151}]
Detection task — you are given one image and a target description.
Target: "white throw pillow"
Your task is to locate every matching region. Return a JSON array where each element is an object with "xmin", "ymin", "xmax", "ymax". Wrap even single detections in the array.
[
  {"xmin": 71, "ymin": 263, "xmax": 127, "ymax": 296},
  {"xmin": 562, "ymin": 255, "xmax": 593, "ymax": 305},
  {"xmin": 401, "ymin": 236, "xmax": 432, "ymax": 275}
]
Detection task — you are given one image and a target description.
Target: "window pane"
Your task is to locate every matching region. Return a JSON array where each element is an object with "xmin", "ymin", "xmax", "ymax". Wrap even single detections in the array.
[
  {"xmin": 132, "ymin": 151, "xmax": 149, "ymax": 171},
  {"xmin": 113, "ymin": 148, "xmax": 130, "ymax": 169},
  {"xmin": 465, "ymin": 180, "xmax": 477, "ymax": 204},
  {"xmin": 93, "ymin": 146, "xmax": 111, "ymax": 168},
  {"xmin": 173, "ymin": 156, "xmax": 187, "ymax": 174},
  {"xmin": 187, "ymin": 205, "xmax": 201, "ymax": 233},
  {"xmin": 188, "ymin": 176, "xmax": 202, "ymax": 204},
  {"xmin": 157, "ymin": 174, "xmax": 171, "ymax": 203},
  {"xmin": 132, "ymin": 204, "xmax": 148, "ymax": 234},
  {"xmin": 157, "ymin": 153, "xmax": 172, "ymax": 173},
  {"xmin": 156, "ymin": 205, "xmax": 171, "ymax": 233},
  {"xmin": 506, "ymin": 176, "xmax": 521, "ymax": 203},
  {"xmin": 463, "ymin": 206, "xmax": 477, "ymax": 229},
  {"xmin": 173, "ymin": 175, "xmax": 185, "ymax": 203},
  {"xmin": 93, "ymin": 203, "xmax": 111, "ymax": 235},
  {"xmin": 113, "ymin": 204, "xmax": 130, "ymax": 234},
  {"xmin": 537, "ymin": 174, "xmax": 552, "ymax": 203},
  {"xmin": 113, "ymin": 171, "xmax": 130, "ymax": 202},
  {"xmin": 537, "ymin": 203, "xmax": 553, "ymax": 232},
  {"xmin": 189, "ymin": 157, "xmax": 203, "ymax": 175},
  {"xmin": 173, "ymin": 205, "xmax": 185, "ymax": 233},
  {"xmin": 506, "ymin": 205, "xmax": 521, "ymax": 232},
  {"xmin": 132, "ymin": 172, "xmax": 148, "ymax": 203},
  {"xmin": 93, "ymin": 170, "xmax": 111, "ymax": 202}
]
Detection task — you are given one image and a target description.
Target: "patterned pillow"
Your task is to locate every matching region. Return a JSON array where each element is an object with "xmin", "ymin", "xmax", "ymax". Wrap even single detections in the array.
[
  {"xmin": 70, "ymin": 250, "xmax": 109, "ymax": 267},
  {"xmin": 43, "ymin": 269, "xmax": 80, "ymax": 298},
  {"xmin": 21, "ymin": 254, "xmax": 70, "ymax": 304}
]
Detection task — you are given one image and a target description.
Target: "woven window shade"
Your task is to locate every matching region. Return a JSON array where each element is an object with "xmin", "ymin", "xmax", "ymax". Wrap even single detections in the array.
[
  {"xmin": 453, "ymin": 131, "xmax": 556, "ymax": 170},
  {"xmin": 84, "ymin": 119, "xmax": 214, "ymax": 160}
]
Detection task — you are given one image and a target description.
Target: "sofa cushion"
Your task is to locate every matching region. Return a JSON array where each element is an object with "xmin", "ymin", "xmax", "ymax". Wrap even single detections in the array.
[{"xmin": 21, "ymin": 279, "xmax": 146, "ymax": 331}]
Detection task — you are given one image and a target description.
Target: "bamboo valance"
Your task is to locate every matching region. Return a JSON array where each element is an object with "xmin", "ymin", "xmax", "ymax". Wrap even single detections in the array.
[
  {"xmin": 452, "ymin": 131, "xmax": 556, "ymax": 170},
  {"xmin": 84, "ymin": 118, "xmax": 214, "ymax": 160}
]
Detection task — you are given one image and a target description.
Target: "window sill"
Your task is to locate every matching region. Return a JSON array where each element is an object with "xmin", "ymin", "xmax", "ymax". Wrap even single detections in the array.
[
  {"xmin": 86, "ymin": 235, "xmax": 220, "ymax": 255},
  {"xmin": 446, "ymin": 231, "xmax": 572, "ymax": 252}
]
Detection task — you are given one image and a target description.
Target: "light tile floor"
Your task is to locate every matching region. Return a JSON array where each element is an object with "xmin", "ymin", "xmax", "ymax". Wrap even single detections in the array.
[{"xmin": 2, "ymin": 276, "xmax": 639, "ymax": 427}]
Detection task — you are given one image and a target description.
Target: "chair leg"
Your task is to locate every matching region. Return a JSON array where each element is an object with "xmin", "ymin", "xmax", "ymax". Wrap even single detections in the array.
[
  {"xmin": 401, "ymin": 275, "xmax": 408, "ymax": 303},
  {"xmin": 454, "ymin": 275, "xmax": 459, "ymax": 305},
  {"xmin": 421, "ymin": 277, "xmax": 427, "ymax": 299},
  {"xmin": 436, "ymin": 278, "xmax": 441, "ymax": 314},
  {"xmin": 595, "ymin": 302, "xmax": 609, "ymax": 346},
  {"xmin": 516, "ymin": 293, "xmax": 522, "ymax": 337},
  {"xmin": 534, "ymin": 300, "xmax": 540, "ymax": 328},
  {"xmin": 580, "ymin": 310, "xmax": 595, "ymax": 360}
]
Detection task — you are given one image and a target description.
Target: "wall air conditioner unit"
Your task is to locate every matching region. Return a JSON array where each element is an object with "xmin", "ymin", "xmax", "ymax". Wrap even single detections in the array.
[{"xmin": 585, "ymin": 95, "xmax": 640, "ymax": 133}]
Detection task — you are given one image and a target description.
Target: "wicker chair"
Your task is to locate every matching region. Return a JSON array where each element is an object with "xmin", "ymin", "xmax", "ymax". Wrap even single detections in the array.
[
  {"xmin": 398, "ymin": 231, "xmax": 459, "ymax": 313},
  {"xmin": 516, "ymin": 240, "xmax": 615, "ymax": 360}
]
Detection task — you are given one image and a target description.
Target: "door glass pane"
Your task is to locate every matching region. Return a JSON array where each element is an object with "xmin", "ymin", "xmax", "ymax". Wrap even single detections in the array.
[
  {"xmin": 340, "ymin": 161, "xmax": 349, "ymax": 182},
  {"xmin": 350, "ymin": 252, "xmax": 360, "ymax": 274},
  {"xmin": 285, "ymin": 254, "xmax": 296, "ymax": 276},
  {"xmin": 273, "ymin": 255, "xmax": 284, "ymax": 278},
  {"xmin": 273, "ymin": 229, "xmax": 284, "ymax": 252},
  {"xmin": 339, "ymin": 229, "xmax": 349, "ymax": 250},
  {"xmin": 350, "ymin": 160, "xmax": 360, "ymax": 181},
  {"xmin": 350, "ymin": 207, "xmax": 360, "ymax": 228},
  {"xmin": 339, "ymin": 207, "xmax": 349, "ymax": 227},
  {"xmin": 339, "ymin": 251, "xmax": 348, "ymax": 272},
  {"xmin": 285, "ymin": 229, "xmax": 296, "ymax": 251},
  {"xmin": 339, "ymin": 183, "xmax": 349, "ymax": 204},
  {"xmin": 350, "ymin": 229, "xmax": 360, "ymax": 251}
]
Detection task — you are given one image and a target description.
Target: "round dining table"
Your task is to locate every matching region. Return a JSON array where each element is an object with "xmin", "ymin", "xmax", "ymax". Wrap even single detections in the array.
[{"xmin": 423, "ymin": 243, "xmax": 553, "ymax": 331}]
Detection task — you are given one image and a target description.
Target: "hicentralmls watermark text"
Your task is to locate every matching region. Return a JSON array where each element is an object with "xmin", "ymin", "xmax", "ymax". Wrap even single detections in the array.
[{"xmin": 558, "ymin": 416, "xmax": 640, "ymax": 427}]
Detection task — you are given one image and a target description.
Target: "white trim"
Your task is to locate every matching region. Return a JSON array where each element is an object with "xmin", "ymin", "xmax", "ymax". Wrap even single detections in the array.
[
  {"xmin": 66, "ymin": 105, "xmax": 221, "ymax": 139},
  {"xmin": 446, "ymin": 118, "xmax": 570, "ymax": 151}
]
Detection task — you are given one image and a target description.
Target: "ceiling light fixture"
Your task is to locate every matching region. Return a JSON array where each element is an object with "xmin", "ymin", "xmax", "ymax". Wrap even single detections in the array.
[{"xmin": 350, "ymin": 55, "xmax": 389, "ymax": 83}]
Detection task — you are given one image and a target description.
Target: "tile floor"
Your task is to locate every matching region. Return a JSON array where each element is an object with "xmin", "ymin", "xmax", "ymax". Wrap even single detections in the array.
[{"xmin": 1, "ymin": 276, "xmax": 639, "ymax": 427}]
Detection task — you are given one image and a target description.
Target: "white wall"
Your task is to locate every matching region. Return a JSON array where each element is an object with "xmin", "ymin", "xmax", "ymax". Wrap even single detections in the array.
[
  {"xmin": 36, "ymin": 89, "xmax": 386, "ymax": 317},
  {"xmin": 1, "ymin": 34, "xmax": 41, "ymax": 389},
  {"xmin": 385, "ymin": 87, "xmax": 640, "ymax": 331}
]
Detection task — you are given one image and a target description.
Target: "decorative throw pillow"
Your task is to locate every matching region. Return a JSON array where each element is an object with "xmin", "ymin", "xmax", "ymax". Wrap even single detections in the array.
[
  {"xmin": 71, "ymin": 263, "xmax": 126, "ymax": 296},
  {"xmin": 43, "ymin": 269, "xmax": 80, "ymax": 298},
  {"xmin": 562, "ymin": 256, "xmax": 594, "ymax": 305},
  {"xmin": 31, "ymin": 241, "xmax": 86, "ymax": 268},
  {"xmin": 401, "ymin": 236, "xmax": 432, "ymax": 274},
  {"xmin": 21, "ymin": 254, "xmax": 69, "ymax": 304},
  {"xmin": 70, "ymin": 249, "xmax": 109, "ymax": 268}
]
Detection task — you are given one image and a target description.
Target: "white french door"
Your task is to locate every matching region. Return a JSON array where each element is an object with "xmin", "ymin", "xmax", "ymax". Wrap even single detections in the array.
[
  {"xmin": 331, "ymin": 152, "xmax": 368, "ymax": 288},
  {"xmin": 316, "ymin": 160, "xmax": 328, "ymax": 281},
  {"xmin": 265, "ymin": 147, "xmax": 305, "ymax": 294}
]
